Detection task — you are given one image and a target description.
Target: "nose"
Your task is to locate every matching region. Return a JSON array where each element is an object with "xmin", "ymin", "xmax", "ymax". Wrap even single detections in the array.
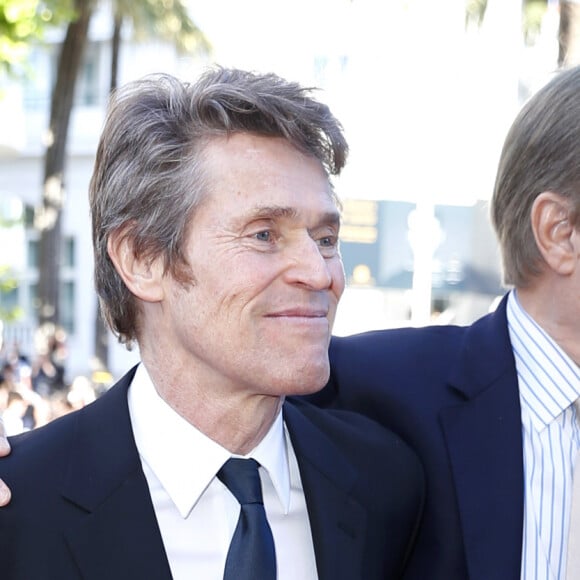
[{"xmin": 285, "ymin": 236, "xmax": 334, "ymax": 290}]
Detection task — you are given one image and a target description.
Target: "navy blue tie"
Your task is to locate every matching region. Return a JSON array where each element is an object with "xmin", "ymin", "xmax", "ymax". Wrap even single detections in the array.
[{"xmin": 217, "ymin": 458, "xmax": 277, "ymax": 580}]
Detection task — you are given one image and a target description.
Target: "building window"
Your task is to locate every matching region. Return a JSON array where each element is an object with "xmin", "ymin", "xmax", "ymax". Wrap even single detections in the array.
[
  {"xmin": 27, "ymin": 236, "xmax": 75, "ymax": 269},
  {"xmin": 27, "ymin": 239, "xmax": 39, "ymax": 269},
  {"xmin": 63, "ymin": 237, "xmax": 75, "ymax": 268},
  {"xmin": 25, "ymin": 235, "xmax": 77, "ymax": 334},
  {"xmin": 21, "ymin": 46, "xmax": 54, "ymax": 110},
  {"xmin": 60, "ymin": 280, "xmax": 75, "ymax": 334},
  {"xmin": 28, "ymin": 282, "xmax": 38, "ymax": 316},
  {"xmin": 22, "ymin": 42, "xmax": 102, "ymax": 111},
  {"xmin": 0, "ymin": 282, "xmax": 20, "ymax": 319},
  {"xmin": 76, "ymin": 43, "xmax": 101, "ymax": 107}
]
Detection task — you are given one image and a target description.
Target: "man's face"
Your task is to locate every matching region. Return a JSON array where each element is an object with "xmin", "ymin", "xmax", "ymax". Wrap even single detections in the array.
[{"xmin": 159, "ymin": 133, "xmax": 345, "ymax": 399}]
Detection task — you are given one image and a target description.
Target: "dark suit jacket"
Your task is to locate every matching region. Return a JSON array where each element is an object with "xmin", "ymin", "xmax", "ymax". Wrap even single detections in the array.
[
  {"xmin": 311, "ymin": 294, "xmax": 524, "ymax": 580},
  {"xmin": 0, "ymin": 366, "xmax": 424, "ymax": 579}
]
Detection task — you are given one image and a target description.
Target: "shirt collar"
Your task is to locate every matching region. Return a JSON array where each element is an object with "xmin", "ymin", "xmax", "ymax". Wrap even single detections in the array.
[
  {"xmin": 127, "ymin": 363, "xmax": 291, "ymax": 518},
  {"xmin": 507, "ymin": 290, "xmax": 580, "ymax": 431}
]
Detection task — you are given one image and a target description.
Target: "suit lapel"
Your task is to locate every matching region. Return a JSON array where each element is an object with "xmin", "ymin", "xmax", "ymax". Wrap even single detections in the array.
[
  {"xmin": 283, "ymin": 402, "xmax": 367, "ymax": 580},
  {"xmin": 60, "ymin": 369, "xmax": 173, "ymax": 580},
  {"xmin": 440, "ymin": 296, "xmax": 524, "ymax": 580}
]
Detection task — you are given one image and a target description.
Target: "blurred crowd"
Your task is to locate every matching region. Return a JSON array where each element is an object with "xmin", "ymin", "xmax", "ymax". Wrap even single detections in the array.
[{"xmin": 0, "ymin": 329, "xmax": 100, "ymax": 436}]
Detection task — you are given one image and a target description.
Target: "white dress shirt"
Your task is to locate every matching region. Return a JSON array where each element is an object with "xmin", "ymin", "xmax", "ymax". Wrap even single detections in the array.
[
  {"xmin": 507, "ymin": 291, "xmax": 580, "ymax": 580},
  {"xmin": 127, "ymin": 363, "xmax": 318, "ymax": 580}
]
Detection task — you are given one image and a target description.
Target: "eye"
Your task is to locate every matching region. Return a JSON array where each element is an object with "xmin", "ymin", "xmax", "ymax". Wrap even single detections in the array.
[
  {"xmin": 317, "ymin": 234, "xmax": 339, "ymax": 257},
  {"xmin": 254, "ymin": 230, "xmax": 272, "ymax": 242},
  {"xmin": 318, "ymin": 236, "xmax": 335, "ymax": 248}
]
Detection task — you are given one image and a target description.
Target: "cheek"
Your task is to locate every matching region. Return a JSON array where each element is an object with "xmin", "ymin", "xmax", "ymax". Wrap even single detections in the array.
[
  {"xmin": 210, "ymin": 264, "xmax": 273, "ymax": 316},
  {"xmin": 330, "ymin": 258, "xmax": 346, "ymax": 300}
]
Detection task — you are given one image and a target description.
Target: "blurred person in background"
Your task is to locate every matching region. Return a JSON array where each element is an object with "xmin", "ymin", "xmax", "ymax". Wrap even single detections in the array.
[
  {"xmin": 31, "ymin": 327, "xmax": 68, "ymax": 399},
  {"xmin": 66, "ymin": 375, "xmax": 96, "ymax": 411},
  {"xmin": 0, "ymin": 359, "xmax": 50, "ymax": 432},
  {"xmin": 1, "ymin": 392, "xmax": 27, "ymax": 436}
]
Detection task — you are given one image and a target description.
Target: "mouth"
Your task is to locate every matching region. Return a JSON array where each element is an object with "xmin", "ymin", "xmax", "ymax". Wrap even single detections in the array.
[{"xmin": 265, "ymin": 308, "xmax": 328, "ymax": 320}]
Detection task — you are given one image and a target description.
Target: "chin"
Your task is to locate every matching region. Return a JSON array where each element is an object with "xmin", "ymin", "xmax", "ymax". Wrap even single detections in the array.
[{"xmin": 282, "ymin": 363, "xmax": 330, "ymax": 396}]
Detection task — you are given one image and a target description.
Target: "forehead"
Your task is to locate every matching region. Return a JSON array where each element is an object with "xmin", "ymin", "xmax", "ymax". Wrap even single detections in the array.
[{"xmin": 199, "ymin": 133, "xmax": 338, "ymax": 217}]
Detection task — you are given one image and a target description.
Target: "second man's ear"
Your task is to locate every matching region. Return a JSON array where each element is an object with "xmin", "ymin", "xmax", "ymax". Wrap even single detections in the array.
[
  {"xmin": 107, "ymin": 228, "xmax": 165, "ymax": 303},
  {"xmin": 531, "ymin": 191, "xmax": 577, "ymax": 276}
]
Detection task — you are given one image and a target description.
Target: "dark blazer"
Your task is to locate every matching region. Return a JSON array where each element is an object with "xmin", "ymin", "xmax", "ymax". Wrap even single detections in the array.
[
  {"xmin": 312, "ymin": 294, "xmax": 524, "ymax": 580},
  {"xmin": 0, "ymin": 366, "xmax": 424, "ymax": 580}
]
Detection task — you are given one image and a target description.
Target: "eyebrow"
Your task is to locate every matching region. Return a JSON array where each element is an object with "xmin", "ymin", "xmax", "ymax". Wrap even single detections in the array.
[
  {"xmin": 249, "ymin": 205, "xmax": 341, "ymax": 227},
  {"xmin": 250, "ymin": 205, "xmax": 298, "ymax": 220}
]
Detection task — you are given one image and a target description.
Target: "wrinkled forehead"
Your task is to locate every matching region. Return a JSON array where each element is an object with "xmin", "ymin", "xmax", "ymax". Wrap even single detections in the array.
[{"xmin": 196, "ymin": 133, "xmax": 339, "ymax": 212}]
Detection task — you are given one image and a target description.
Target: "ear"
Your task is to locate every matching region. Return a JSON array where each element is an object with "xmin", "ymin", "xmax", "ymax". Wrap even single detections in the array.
[
  {"xmin": 531, "ymin": 191, "xmax": 577, "ymax": 276},
  {"xmin": 107, "ymin": 227, "xmax": 165, "ymax": 303}
]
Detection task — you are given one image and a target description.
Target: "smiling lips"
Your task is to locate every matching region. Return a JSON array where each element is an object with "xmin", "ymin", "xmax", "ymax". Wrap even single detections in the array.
[
  {"xmin": 265, "ymin": 308, "xmax": 328, "ymax": 319},
  {"xmin": 264, "ymin": 310, "xmax": 330, "ymax": 337}
]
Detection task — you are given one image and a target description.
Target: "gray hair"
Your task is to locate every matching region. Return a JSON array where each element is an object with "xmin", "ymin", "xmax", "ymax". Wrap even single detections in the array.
[
  {"xmin": 491, "ymin": 65, "xmax": 580, "ymax": 287},
  {"xmin": 89, "ymin": 67, "xmax": 349, "ymax": 345}
]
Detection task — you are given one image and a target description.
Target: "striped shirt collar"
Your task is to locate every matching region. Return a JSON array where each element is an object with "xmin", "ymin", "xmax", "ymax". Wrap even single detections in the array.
[{"xmin": 507, "ymin": 290, "xmax": 580, "ymax": 432}]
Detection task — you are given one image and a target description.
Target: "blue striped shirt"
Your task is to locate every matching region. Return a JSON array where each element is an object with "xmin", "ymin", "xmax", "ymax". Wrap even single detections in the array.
[{"xmin": 507, "ymin": 291, "xmax": 580, "ymax": 580}]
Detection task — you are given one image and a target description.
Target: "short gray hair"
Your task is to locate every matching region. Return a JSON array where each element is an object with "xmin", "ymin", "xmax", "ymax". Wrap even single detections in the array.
[{"xmin": 491, "ymin": 65, "xmax": 580, "ymax": 287}]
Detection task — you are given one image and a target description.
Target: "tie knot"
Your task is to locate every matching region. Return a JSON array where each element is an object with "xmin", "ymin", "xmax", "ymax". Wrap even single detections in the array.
[{"xmin": 217, "ymin": 458, "xmax": 264, "ymax": 506}]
